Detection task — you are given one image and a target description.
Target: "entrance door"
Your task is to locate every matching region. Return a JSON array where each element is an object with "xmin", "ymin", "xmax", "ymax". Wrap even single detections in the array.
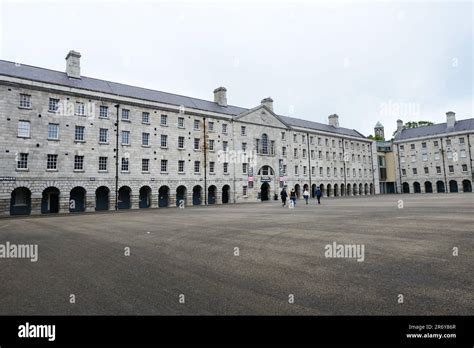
[
  {"xmin": 261, "ymin": 182, "xmax": 270, "ymax": 201},
  {"xmin": 49, "ymin": 192, "xmax": 59, "ymax": 213}
]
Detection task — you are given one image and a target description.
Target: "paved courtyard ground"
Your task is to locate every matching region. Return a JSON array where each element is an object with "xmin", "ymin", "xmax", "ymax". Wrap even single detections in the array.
[{"xmin": 1, "ymin": 193, "xmax": 472, "ymax": 315}]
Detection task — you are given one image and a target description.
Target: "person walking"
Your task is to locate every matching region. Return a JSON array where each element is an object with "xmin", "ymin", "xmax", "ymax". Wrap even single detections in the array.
[
  {"xmin": 303, "ymin": 188, "xmax": 309, "ymax": 204},
  {"xmin": 315, "ymin": 186, "xmax": 322, "ymax": 205},
  {"xmin": 280, "ymin": 188, "xmax": 288, "ymax": 207},
  {"xmin": 290, "ymin": 188, "xmax": 297, "ymax": 207}
]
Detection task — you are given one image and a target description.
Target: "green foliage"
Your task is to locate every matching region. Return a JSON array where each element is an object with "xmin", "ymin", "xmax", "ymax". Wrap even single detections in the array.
[
  {"xmin": 393, "ymin": 120, "xmax": 434, "ymax": 136},
  {"xmin": 368, "ymin": 134, "xmax": 384, "ymax": 141}
]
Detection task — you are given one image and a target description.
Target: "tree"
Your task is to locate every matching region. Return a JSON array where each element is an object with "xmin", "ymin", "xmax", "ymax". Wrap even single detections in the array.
[
  {"xmin": 368, "ymin": 134, "xmax": 384, "ymax": 141},
  {"xmin": 393, "ymin": 120, "xmax": 434, "ymax": 136}
]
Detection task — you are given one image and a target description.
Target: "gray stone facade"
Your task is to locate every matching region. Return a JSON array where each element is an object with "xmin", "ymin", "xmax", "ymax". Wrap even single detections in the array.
[
  {"xmin": 393, "ymin": 115, "xmax": 474, "ymax": 194},
  {"xmin": 1, "ymin": 51, "xmax": 377, "ymax": 216}
]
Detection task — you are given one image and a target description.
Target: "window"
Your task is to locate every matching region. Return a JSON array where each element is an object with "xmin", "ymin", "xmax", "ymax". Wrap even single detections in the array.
[
  {"xmin": 410, "ymin": 144, "xmax": 415, "ymax": 150},
  {"xmin": 208, "ymin": 121, "xmax": 214, "ymax": 131},
  {"xmin": 424, "ymin": 167, "xmax": 429, "ymax": 174},
  {"xmin": 99, "ymin": 128, "xmax": 108, "ymax": 143},
  {"xmin": 302, "ymin": 149, "xmax": 307, "ymax": 158},
  {"xmin": 99, "ymin": 157, "xmax": 107, "ymax": 171},
  {"xmin": 142, "ymin": 132, "xmax": 150, "ymax": 146},
  {"xmin": 209, "ymin": 161, "xmax": 215, "ymax": 173},
  {"xmin": 75, "ymin": 126, "xmax": 85, "ymax": 141},
  {"xmin": 460, "ymin": 149, "xmax": 466, "ymax": 158},
  {"xmin": 281, "ymin": 132, "xmax": 286, "ymax": 140},
  {"xmin": 302, "ymin": 135, "xmax": 306, "ymax": 143},
  {"xmin": 243, "ymin": 186, "xmax": 248, "ymax": 196},
  {"xmin": 294, "ymin": 165, "xmax": 299, "ymax": 175},
  {"xmin": 293, "ymin": 148, "xmax": 298, "ymax": 158},
  {"xmin": 303, "ymin": 166, "xmax": 307, "ymax": 175},
  {"xmin": 318, "ymin": 151, "xmax": 322, "ymax": 160},
  {"xmin": 401, "ymin": 156, "xmax": 405, "ymax": 163},
  {"xmin": 223, "ymin": 162, "xmax": 229, "ymax": 174},
  {"xmin": 434, "ymin": 152, "xmax": 440, "ymax": 160},
  {"xmin": 318, "ymin": 137, "xmax": 322, "ymax": 145},
  {"xmin": 260, "ymin": 134, "xmax": 268, "ymax": 154},
  {"xmin": 447, "ymin": 151, "xmax": 453, "ymax": 159},
  {"xmin": 319, "ymin": 167, "xmax": 323, "ymax": 175},
  {"xmin": 160, "ymin": 114, "xmax": 167, "ymax": 126},
  {"xmin": 283, "ymin": 164, "xmax": 287, "ymax": 175},
  {"xmin": 194, "ymin": 119, "xmax": 200, "ymax": 130},
  {"xmin": 459, "ymin": 137, "xmax": 465, "ymax": 144},
  {"xmin": 75, "ymin": 102, "xmax": 85, "ymax": 116},
  {"xmin": 48, "ymin": 123, "xmax": 59, "ymax": 140},
  {"xmin": 178, "ymin": 136, "xmax": 185, "ymax": 149},
  {"xmin": 402, "ymin": 169, "xmax": 406, "ymax": 176},
  {"xmin": 142, "ymin": 112, "xmax": 150, "ymax": 124},
  {"xmin": 282, "ymin": 147, "xmax": 287, "ymax": 156},
  {"xmin": 326, "ymin": 139, "xmax": 329, "ymax": 146},
  {"xmin": 161, "ymin": 134, "xmax": 168, "ymax": 148},
  {"xmin": 195, "ymin": 161, "xmax": 201, "ymax": 174},
  {"xmin": 74, "ymin": 155, "xmax": 84, "ymax": 170},
  {"xmin": 411, "ymin": 155, "xmax": 416, "ymax": 162},
  {"xmin": 122, "ymin": 109, "xmax": 130, "ymax": 121},
  {"xmin": 436, "ymin": 166, "xmax": 441, "ymax": 174},
  {"xmin": 449, "ymin": 165, "xmax": 454, "ymax": 173},
  {"xmin": 99, "ymin": 106, "xmax": 108, "ymax": 118},
  {"xmin": 310, "ymin": 136, "xmax": 314, "ymax": 144},
  {"xmin": 400, "ymin": 145, "xmax": 404, "ymax": 152},
  {"xmin": 446, "ymin": 139, "xmax": 451, "ymax": 146},
  {"xmin": 18, "ymin": 121, "xmax": 30, "ymax": 137},
  {"xmin": 328, "ymin": 167, "xmax": 331, "ymax": 177},
  {"xmin": 14, "ymin": 154, "xmax": 31, "ymax": 172},
  {"xmin": 422, "ymin": 142, "xmax": 427, "ymax": 149},
  {"xmin": 222, "ymin": 141, "xmax": 228, "ymax": 152},
  {"xmin": 178, "ymin": 160, "xmax": 185, "ymax": 173},
  {"xmin": 462, "ymin": 164, "xmax": 468, "ymax": 172},
  {"xmin": 121, "ymin": 130, "xmax": 130, "ymax": 145},
  {"xmin": 242, "ymin": 142, "xmax": 247, "ymax": 152},
  {"xmin": 208, "ymin": 139, "xmax": 215, "ymax": 151},
  {"xmin": 293, "ymin": 134, "xmax": 297, "ymax": 142},
  {"xmin": 332, "ymin": 139, "xmax": 335, "ymax": 147},
  {"xmin": 142, "ymin": 159, "xmax": 150, "ymax": 172},
  {"xmin": 47, "ymin": 154, "xmax": 58, "ymax": 170},
  {"xmin": 422, "ymin": 153, "xmax": 428, "ymax": 161},
  {"xmin": 178, "ymin": 117, "xmax": 185, "ymax": 128},
  {"xmin": 270, "ymin": 141, "xmax": 275, "ymax": 155},
  {"xmin": 241, "ymin": 126, "xmax": 246, "ymax": 135},
  {"xmin": 160, "ymin": 159, "xmax": 168, "ymax": 172},
  {"xmin": 433, "ymin": 140, "xmax": 438, "ymax": 147},
  {"xmin": 242, "ymin": 163, "xmax": 248, "ymax": 174},
  {"xmin": 222, "ymin": 123, "xmax": 228, "ymax": 134},
  {"xmin": 49, "ymin": 98, "xmax": 59, "ymax": 112},
  {"xmin": 194, "ymin": 138, "xmax": 200, "ymax": 150},
  {"xmin": 121, "ymin": 158, "xmax": 129, "ymax": 171},
  {"xmin": 19, "ymin": 94, "xmax": 31, "ymax": 108}
]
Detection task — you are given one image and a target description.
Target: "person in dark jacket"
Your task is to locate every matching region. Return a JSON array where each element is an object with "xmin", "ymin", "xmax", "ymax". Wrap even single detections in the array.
[
  {"xmin": 290, "ymin": 188, "xmax": 297, "ymax": 207},
  {"xmin": 315, "ymin": 186, "xmax": 322, "ymax": 204},
  {"xmin": 280, "ymin": 189, "xmax": 288, "ymax": 207}
]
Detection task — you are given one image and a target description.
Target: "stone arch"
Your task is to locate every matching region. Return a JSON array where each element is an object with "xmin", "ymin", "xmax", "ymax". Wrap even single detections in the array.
[
  {"xmin": 95, "ymin": 186, "xmax": 110, "ymax": 211},
  {"xmin": 294, "ymin": 184, "xmax": 301, "ymax": 198},
  {"xmin": 158, "ymin": 185, "xmax": 170, "ymax": 207},
  {"xmin": 424, "ymin": 181, "xmax": 433, "ymax": 193},
  {"xmin": 326, "ymin": 184, "xmax": 332, "ymax": 197},
  {"xmin": 118, "ymin": 186, "xmax": 132, "ymax": 209},
  {"xmin": 364, "ymin": 183, "xmax": 368, "ymax": 195},
  {"xmin": 402, "ymin": 182, "xmax": 410, "ymax": 193},
  {"xmin": 10, "ymin": 187, "xmax": 31, "ymax": 215},
  {"xmin": 139, "ymin": 186, "xmax": 152, "ymax": 208},
  {"xmin": 334, "ymin": 184, "xmax": 338, "ymax": 197},
  {"xmin": 413, "ymin": 182, "xmax": 421, "ymax": 193},
  {"xmin": 359, "ymin": 183, "xmax": 363, "ymax": 195},
  {"xmin": 436, "ymin": 181, "xmax": 445, "ymax": 193},
  {"xmin": 449, "ymin": 180, "xmax": 458, "ymax": 193},
  {"xmin": 70, "ymin": 186, "xmax": 86, "ymax": 212},
  {"xmin": 222, "ymin": 185, "xmax": 230, "ymax": 204},
  {"xmin": 462, "ymin": 179, "xmax": 472, "ymax": 193},
  {"xmin": 192, "ymin": 185, "xmax": 202, "ymax": 205},
  {"xmin": 176, "ymin": 185, "xmax": 187, "ymax": 207},
  {"xmin": 41, "ymin": 186, "xmax": 60, "ymax": 214},
  {"xmin": 208, "ymin": 185, "xmax": 217, "ymax": 205}
]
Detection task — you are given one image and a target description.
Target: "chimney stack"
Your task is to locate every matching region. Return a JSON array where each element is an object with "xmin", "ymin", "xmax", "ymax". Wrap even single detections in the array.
[
  {"xmin": 328, "ymin": 114, "xmax": 339, "ymax": 127},
  {"xmin": 261, "ymin": 97, "xmax": 273, "ymax": 111},
  {"xmin": 65, "ymin": 50, "xmax": 81, "ymax": 79},
  {"xmin": 213, "ymin": 87, "xmax": 227, "ymax": 107},
  {"xmin": 446, "ymin": 111, "xmax": 456, "ymax": 128}
]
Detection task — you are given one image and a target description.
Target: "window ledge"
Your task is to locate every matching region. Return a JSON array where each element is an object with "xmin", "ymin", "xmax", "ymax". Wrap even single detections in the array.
[
  {"xmin": 99, "ymin": 142, "xmax": 109, "ymax": 145},
  {"xmin": 74, "ymin": 140, "xmax": 86, "ymax": 143},
  {"xmin": 46, "ymin": 169, "xmax": 58, "ymax": 172},
  {"xmin": 17, "ymin": 136, "xmax": 30, "ymax": 139},
  {"xmin": 142, "ymin": 145, "xmax": 151, "ymax": 148},
  {"xmin": 48, "ymin": 138, "xmax": 60, "ymax": 141},
  {"xmin": 16, "ymin": 168, "xmax": 29, "ymax": 172},
  {"xmin": 160, "ymin": 172, "xmax": 168, "ymax": 175},
  {"xmin": 73, "ymin": 169, "xmax": 85, "ymax": 173},
  {"xmin": 121, "ymin": 119, "xmax": 131, "ymax": 123},
  {"xmin": 160, "ymin": 124, "xmax": 168, "ymax": 127},
  {"xmin": 18, "ymin": 106, "xmax": 32, "ymax": 110},
  {"xmin": 98, "ymin": 170, "xmax": 108, "ymax": 173},
  {"xmin": 121, "ymin": 144, "xmax": 131, "ymax": 146},
  {"xmin": 121, "ymin": 171, "xmax": 130, "ymax": 174}
]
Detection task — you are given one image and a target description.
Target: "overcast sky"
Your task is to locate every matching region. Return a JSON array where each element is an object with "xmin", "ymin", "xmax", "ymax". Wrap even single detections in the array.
[{"xmin": 1, "ymin": 0, "xmax": 472, "ymax": 137}]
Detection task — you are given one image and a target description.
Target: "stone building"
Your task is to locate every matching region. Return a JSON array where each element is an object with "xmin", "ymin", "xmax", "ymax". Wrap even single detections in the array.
[
  {"xmin": 393, "ymin": 113, "xmax": 474, "ymax": 194},
  {"xmin": 0, "ymin": 50, "xmax": 377, "ymax": 216}
]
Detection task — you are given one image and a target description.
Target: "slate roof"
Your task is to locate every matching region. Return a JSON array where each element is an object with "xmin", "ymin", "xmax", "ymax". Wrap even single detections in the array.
[
  {"xmin": 394, "ymin": 119, "xmax": 474, "ymax": 141},
  {"xmin": 0, "ymin": 59, "xmax": 366, "ymax": 139}
]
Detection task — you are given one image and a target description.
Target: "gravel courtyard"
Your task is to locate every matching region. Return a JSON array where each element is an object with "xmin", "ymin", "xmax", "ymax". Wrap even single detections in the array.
[{"xmin": 1, "ymin": 193, "xmax": 472, "ymax": 315}]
